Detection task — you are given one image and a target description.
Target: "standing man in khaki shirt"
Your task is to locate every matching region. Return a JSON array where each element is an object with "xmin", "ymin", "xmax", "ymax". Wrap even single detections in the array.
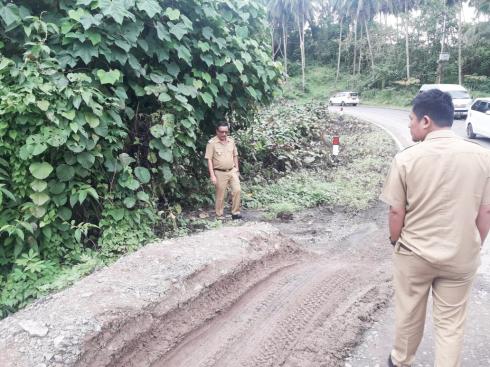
[
  {"xmin": 380, "ymin": 89, "xmax": 490, "ymax": 367},
  {"xmin": 205, "ymin": 122, "xmax": 242, "ymax": 220}
]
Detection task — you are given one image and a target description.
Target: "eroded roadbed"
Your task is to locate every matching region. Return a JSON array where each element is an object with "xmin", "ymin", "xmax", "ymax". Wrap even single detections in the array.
[{"xmin": 0, "ymin": 205, "xmax": 394, "ymax": 367}]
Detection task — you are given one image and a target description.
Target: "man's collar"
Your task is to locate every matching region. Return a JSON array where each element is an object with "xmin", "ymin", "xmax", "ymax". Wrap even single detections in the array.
[{"xmin": 425, "ymin": 129, "xmax": 456, "ymax": 140}]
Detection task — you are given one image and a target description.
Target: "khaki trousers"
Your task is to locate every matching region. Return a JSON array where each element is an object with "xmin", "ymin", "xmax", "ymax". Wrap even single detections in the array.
[
  {"xmin": 214, "ymin": 169, "xmax": 241, "ymax": 216},
  {"xmin": 391, "ymin": 244, "xmax": 476, "ymax": 367}
]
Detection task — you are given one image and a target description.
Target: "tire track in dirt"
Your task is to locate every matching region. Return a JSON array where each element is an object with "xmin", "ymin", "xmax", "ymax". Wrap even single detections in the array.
[{"xmin": 155, "ymin": 258, "xmax": 390, "ymax": 367}]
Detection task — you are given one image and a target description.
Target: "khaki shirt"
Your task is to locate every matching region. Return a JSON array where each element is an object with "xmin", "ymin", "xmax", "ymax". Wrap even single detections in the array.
[
  {"xmin": 204, "ymin": 136, "xmax": 238, "ymax": 170},
  {"xmin": 380, "ymin": 130, "xmax": 490, "ymax": 273}
]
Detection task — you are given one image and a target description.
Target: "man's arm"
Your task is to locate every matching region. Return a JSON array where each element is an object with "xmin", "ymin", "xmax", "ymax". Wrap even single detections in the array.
[
  {"xmin": 207, "ymin": 158, "xmax": 217, "ymax": 185},
  {"xmin": 233, "ymin": 155, "xmax": 239, "ymax": 173},
  {"xmin": 389, "ymin": 205, "xmax": 406, "ymax": 243},
  {"xmin": 476, "ymin": 204, "xmax": 490, "ymax": 245}
]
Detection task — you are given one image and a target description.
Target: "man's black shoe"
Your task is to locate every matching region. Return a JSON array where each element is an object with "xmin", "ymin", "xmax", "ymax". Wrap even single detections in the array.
[
  {"xmin": 388, "ymin": 355, "xmax": 396, "ymax": 367},
  {"xmin": 231, "ymin": 214, "xmax": 243, "ymax": 220}
]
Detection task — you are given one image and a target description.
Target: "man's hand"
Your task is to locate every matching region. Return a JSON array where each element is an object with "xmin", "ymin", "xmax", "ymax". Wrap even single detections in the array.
[{"xmin": 211, "ymin": 175, "xmax": 217, "ymax": 185}]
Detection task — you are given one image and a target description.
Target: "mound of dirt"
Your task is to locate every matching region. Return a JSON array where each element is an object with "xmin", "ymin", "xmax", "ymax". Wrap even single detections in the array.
[{"xmin": 0, "ymin": 223, "xmax": 301, "ymax": 367}]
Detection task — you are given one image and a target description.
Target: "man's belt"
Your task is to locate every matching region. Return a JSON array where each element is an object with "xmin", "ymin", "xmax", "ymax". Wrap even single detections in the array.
[{"xmin": 214, "ymin": 168, "xmax": 233, "ymax": 172}]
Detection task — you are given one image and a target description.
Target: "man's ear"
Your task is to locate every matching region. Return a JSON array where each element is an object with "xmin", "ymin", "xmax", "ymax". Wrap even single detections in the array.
[{"xmin": 422, "ymin": 115, "xmax": 432, "ymax": 128}]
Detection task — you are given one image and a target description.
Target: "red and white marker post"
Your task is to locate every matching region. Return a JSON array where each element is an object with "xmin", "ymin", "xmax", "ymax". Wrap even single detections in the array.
[{"xmin": 332, "ymin": 136, "xmax": 340, "ymax": 156}]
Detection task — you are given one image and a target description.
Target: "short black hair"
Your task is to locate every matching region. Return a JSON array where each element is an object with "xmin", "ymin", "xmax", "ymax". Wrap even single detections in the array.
[
  {"xmin": 216, "ymin": 121, "xmax": 229, "ymax": 130},
  {"xmin": 412, "ymin": 89, "xmax": 454, "ymax": 127}
]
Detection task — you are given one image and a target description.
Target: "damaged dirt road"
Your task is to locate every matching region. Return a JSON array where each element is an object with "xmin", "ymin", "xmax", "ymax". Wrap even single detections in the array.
[{"xmin": 127, "ymin": 205, "xmax": 393, "ymax": 367}]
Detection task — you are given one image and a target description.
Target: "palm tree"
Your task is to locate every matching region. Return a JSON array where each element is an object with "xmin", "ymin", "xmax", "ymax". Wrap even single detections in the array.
[
  {"xmin": 288, "ymin": 0, "xmax": 316, "ymax": 91},
  {"xmin": 268, "ymin": 0, "xmax": 292, "ymax": 77}
]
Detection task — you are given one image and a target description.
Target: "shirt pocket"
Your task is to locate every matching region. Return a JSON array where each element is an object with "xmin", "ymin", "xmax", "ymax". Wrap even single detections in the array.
[{"xmin": 214, "ymin": 145, "xmax": 225, "ymax": 157}]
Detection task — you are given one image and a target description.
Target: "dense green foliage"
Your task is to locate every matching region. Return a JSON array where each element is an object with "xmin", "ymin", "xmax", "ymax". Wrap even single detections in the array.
[
  {"xmin": 266, "ymin": 0, "xmax": 490, "ymax": 94},
  {"xmin": 0, "ymin": 0, "xmax": 280, "ymax": 316}
]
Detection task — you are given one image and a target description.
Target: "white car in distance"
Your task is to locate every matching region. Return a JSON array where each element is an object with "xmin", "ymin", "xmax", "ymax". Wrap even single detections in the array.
[
  {"xmin": 466, "ymin": 98, "xmax": 490, "ymax": 139},
  {"xmin": 329, "ymin": 92, "xmax": 359, "ymax": 106}
]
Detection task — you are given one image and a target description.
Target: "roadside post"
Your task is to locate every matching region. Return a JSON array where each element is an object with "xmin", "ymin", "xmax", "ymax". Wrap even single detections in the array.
[{"xmin": 332, "ymin": 136, "xmax": 340, "ymax": 162}]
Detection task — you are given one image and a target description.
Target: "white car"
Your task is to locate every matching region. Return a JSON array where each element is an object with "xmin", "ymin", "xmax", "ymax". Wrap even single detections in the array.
[
  {"xmin": 329, "ymin": 92, "xmax": 359, "ymax": 106},
  {"xmin": 466, "ymin": 98, "xmax": 490, "ymax": 139}
]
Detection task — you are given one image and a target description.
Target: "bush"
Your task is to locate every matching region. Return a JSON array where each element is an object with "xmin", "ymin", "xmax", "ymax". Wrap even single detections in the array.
[{"xmin": 0, "ymin": 0, "xmax": 280, "ymax": 316}]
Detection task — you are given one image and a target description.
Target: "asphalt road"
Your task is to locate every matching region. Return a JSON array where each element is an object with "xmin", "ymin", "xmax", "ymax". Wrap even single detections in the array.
[
  {"xmin": 329, "ymin": 105, "xmax": 490, "ymax": 151},
  {"xmin": 332, "ymin": 105, "xmax": 490, "ymax": 367}
]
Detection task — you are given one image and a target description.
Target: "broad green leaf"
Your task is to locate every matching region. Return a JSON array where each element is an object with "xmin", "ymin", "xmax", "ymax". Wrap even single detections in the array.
[
  {"xmin": 30, "ymin": 192, "xmax": 50, "ymax": 206},
  {"xmin": 0, "ymin": 4, "xmax": 21, "ymax": 27},
  {"xmin": 30, "ymin": 180, "xmax": 48, "ymax": 192},
  {"xmin": 108, "ymin": 208, "xmax": 125, "ymax": 221},
  {"xmin": 150, "ymin": 125, "xmax": 165, "ymax": 138},
  {"xmin": 124, "ymin": 178, "xmax": 140, "ymax": 191},
  {"xmin": 99, "ymin": 0, "xmax": 132, "ymax": 24},
  {"xmin": 58, "ymin": 207, "xmax": 72, "ymax": 221},
  {"xmin": 200, "ymin": 54, "xmax": 213, "ymax": 67},
  {"xmin": 201, "ymin": 92, "xmax": 214, "ymax": 107},
  {"xmin": 29, "ymin": 162, "xmax": 53, "ymax": 180},
  {"xmin": 161, "ymin": 164, "xmax": 173, "ymax": 183},
  {"xmin": 158, "ymin": 93, "xmax": 171, "ymax": 102},
  {"xmin": 123, "ymin": 196, "xmax": 136, "ymax": 208},
  {"xmin": 49, "ymin": 182, "xmax": 65, "ymax": 195},
  {"xmin": 97, "ymin": 69, "xmax": 121, "ymax": 85},
  {"xmin": 61, "ymin": 110, "xmax": 76, "ymax": 120},
  {"xmin": 77, "ymin": 151, "xmax": 96, "ymax": 169},
  {"xmin": 202, "ymin": 26, "xmax": 213, "ymax": 40},
  {"xmin": 234, "ymin": 60, "xmax": 244, "ymax": 73},
  {"xmin": 87, "ymin": 31, "xmax": 102, "ymax": 45},
  {"xmin": 135, "ymin": 167, "xmax": 151, "ymax": 184},
  {"xmin": 137, "ymin": 191, "xmax": 150, "ymax": 203},
  {"xmin": 118, "ymin": 153, "xmax": 135, "ymax": 167},
  {"xmin": 68, "ymin": 8, "xmax": 84, "ymax": 21},
  {"xmin": 30, "ymin": 206, "xmax": 46, "ymax": 219},
  {"xmin": 164, "ymin": 8, "xmax": 180, "ymax": 21},
  {"xmin": 85, "ymin": 112, "xmax": 100, "ymax": 128},
  {"xmin": 56, "ymin": 164, "xmax": 75, "ymax": 181},
  {"xmin": 37, "ymin": 100, "xmax": 50, "ymax": 111},
  {"xmin": 197, "ymin": 41, "xmax": 210, "ymax": 52},
  {"xmin": 168, "ymin": 22, "xmax": 188, "ymax": 41},
  {"xmin": 155, "ymin": 22, "xmax": 170, "ymax": 41},
  {"xmin": 158, "ymin": 149, "xmax": 173, "ymax": 163},
  {"xmin": 235, "ymin": 26, "xmax": 249, "ymax": 38},
  {"xmin": 176, "ymin": 45, "xmax": 192, "ymax": 63},
  {"xmin": 137, "ymin": 0, "xmax": 162, "ymax": 18},
  {"xmin": 165, "ymin": 62, "xmax": 180, "ymax": 78}
]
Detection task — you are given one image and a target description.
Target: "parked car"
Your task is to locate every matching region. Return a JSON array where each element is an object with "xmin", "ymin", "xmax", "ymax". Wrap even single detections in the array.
[
  {"xmin": 329, "ymin": 92, "xmax": 359, "ymax": 106},
  {"xmin": 418, "ymin": 84, "xmax": 472, "ymax": 119},
  {"xmin": 466, "ymin": 98, "xmax": 490, "ymax": 139}
]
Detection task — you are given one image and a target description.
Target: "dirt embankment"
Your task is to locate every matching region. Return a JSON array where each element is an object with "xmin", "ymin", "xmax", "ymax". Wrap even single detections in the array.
[{"xmin": 0, "ymin": 202, "xmax": 394, "ymax": 367}]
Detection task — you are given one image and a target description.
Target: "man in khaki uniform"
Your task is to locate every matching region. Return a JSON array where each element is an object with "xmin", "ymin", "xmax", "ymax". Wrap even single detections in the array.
[
  {"xmin": 205, "ymin": 122, "xmax": 242, "ymax": 220},
  {"xmin": 380, "ymin": 89, "xmax": 490, "ymax": 367}
]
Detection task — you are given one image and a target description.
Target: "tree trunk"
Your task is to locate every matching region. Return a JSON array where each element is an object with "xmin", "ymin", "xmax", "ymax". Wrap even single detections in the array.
[
  {"xmin": 404, "ymin": 0, "xmax": 410, "ymax": 81},
  {"xmin": 458, "ymin": 1, "xmax": 462, "ymax": 85},
  {"xmin": 336, "ymin": 16, "xmax": 343, "ymax": 82},
  {"xmin": 436, "ymin": 9, "xmax": 447, "ymax": 83},
  {"xmin": 364, "ymin": 19, "xmax": 375, "ymax": 69},
  {"xmin": 298, "ymin": 9, "xmax": 306, "ymax": 91},
  {"xmin": 358, "ymin": 22, "xmax": 363, "ymax": 74},
  {"xmin": 352, "ymin": 18, "xmax": 357, "ymax": 75},
  {"xmin": 271, "ymin": 26, "xmax": 275, "ymax": 59},
  {"xmin": 282, "ymin": 17, "xmax": 288, "ymax": 78}
]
